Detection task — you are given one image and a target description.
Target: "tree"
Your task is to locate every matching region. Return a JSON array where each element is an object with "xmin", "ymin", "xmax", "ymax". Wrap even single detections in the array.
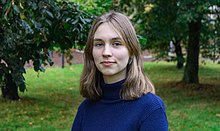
[
  {"xmin": 178, "ymin": 1, "xmax": 220, "ymax": 83},
  {"xmin": 116, "ymin": 0, "xmax": 220, "ymax": 84},
  {"xmin": 0, "ymin": 0, "xmax": 94, "ymax": 100},
  {"xmin": 115, "ymin": 0, "xmax": 186, "ymax": 68}
]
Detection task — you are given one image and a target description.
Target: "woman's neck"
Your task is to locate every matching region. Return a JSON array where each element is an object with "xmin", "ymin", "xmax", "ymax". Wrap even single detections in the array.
[
  {"xmin": 103, "ymin": 69, "xmax": 127, "ymax": 84},
  {"xmin": 101, "ymin": 79, "xmax": 126, "ymax": 100}
]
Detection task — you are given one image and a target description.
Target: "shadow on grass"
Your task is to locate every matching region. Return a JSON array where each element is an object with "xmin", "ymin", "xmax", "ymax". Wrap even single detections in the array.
[{"xmin": 166, "ymin": 81, "xmax": 220, "ymax": 100}]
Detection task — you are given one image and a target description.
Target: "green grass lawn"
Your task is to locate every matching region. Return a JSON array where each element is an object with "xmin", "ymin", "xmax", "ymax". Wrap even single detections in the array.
[{"xmin": 0, "ymin": 62, "xmax": 219, "ymax": 131}]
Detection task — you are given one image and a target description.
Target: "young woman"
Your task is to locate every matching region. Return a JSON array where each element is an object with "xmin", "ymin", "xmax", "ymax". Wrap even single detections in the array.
[{"xmin": 71, "ymin": 12, "xmax": 168, "ymax": 131}]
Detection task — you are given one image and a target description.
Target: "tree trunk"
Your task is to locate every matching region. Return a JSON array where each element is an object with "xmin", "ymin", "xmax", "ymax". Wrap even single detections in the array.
[
  {"xmin": 173, "ymin": 39, "xmax": 184, "ymax": 69},
  {"xmin": 1, "ymin": 74, "xmax": 20, "ymax": 100},
  {"xmin": 182, "ymin": 20, "xmax": 201, "ymax": 84}
]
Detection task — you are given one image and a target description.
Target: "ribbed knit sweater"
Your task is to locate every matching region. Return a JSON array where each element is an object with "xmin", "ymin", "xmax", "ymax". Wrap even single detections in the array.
[{"xmin": 71, "ymin": 79, "xmax": 168, "ymax": 131}]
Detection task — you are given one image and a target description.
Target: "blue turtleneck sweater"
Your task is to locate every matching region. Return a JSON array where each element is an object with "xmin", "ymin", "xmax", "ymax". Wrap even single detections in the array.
[{"xmin": 71, "ymin": 80, "xmax": 168, "ymax": 131}]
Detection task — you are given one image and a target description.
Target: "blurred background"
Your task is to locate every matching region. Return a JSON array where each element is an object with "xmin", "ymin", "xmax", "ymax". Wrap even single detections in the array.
[{"xmin": 0, "ymin": 0, "xmax": 220, "ymax": 130}]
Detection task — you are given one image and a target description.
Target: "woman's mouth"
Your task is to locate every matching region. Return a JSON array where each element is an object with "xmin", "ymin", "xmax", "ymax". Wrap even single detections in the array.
[{"xmin": 101, "ymin": 61, "xmax": 116, "ymax": 67}]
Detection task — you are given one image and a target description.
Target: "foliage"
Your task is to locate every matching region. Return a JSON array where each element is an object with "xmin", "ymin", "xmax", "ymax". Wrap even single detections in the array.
[
  {"xmin": 0, "ymin": 62, "xmax": 219, "ymax": 130},
  {"xmin": 68, "ymin": 0, "xmax": 113, "ymax": 15},
  {"xmin": 200, "ymin": 9, "xmax": 220, "ymax": 63},
  {"xmin": 116, "ymin": 0, "xmax": 220, "ymax": 84},
  {"xmin": 116, "ymin": 0, "xmax": 220, "ymax": 61},
  {"xmin": 0, "ymin": 0, "xmax": 94, "ymax": 96}
]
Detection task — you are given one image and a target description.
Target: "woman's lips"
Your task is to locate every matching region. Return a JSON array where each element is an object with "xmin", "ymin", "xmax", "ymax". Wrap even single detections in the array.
[{"xmin": 101, "ymin": 61, "xmax": 116, "ymax": 67}]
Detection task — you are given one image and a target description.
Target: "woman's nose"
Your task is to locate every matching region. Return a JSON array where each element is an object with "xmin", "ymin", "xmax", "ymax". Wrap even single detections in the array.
[{"xmin": 102, "ymin": 44, "xmax": 112, "ymax": 57}]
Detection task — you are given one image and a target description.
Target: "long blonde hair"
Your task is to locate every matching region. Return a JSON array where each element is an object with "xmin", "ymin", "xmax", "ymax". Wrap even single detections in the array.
[{"xmin": 80, "ymin": 12, "xmax": 155, "ymax": 101}]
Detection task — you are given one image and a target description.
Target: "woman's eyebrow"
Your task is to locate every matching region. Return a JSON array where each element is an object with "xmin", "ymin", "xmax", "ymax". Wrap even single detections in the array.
[
  {"xmin": 94, "ymin": 37, "xmax": 122, "ymax": 40},
  {"xmin": 93, "ymin": 38, "xmax": 103, "ymax": 41},
  {"xmin": 111, "ymin": 37, "xmax": 122, "ymax": 41}
]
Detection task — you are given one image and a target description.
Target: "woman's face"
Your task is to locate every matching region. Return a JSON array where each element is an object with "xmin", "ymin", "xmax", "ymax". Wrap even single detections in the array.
[{"xmin": 92, "ymin": 23, "xmax": 129, "ymax": 84}]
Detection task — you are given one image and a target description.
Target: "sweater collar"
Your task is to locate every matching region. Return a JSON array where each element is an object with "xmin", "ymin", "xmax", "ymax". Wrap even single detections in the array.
[{"xmin": 101, "ymin": 79, "xmax": 126, "ymax": 100}]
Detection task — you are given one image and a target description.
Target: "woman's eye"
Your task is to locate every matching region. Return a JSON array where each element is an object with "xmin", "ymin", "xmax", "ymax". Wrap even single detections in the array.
[
  {"xmin": 94, "ymin": 43, "xmax": 104, "ymax": 47},
  {"xmin": 112, "ymin": 41, "xmax": 122, "ymax": 46}
]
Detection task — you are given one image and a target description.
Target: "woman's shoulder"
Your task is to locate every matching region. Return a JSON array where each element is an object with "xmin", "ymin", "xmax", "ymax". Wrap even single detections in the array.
[
  {"xmin": 138, "ymin": 92, "xmax": 166, "ymax": 111},
  {"xmin": 137, "ymin": 92, "xmax": 167, "ymax": 121},
  {"xmin": 78, "ymin": 99, "xmax": 91, "ymax": 108}
]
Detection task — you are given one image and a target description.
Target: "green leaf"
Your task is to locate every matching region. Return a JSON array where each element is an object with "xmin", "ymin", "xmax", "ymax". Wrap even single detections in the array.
[
  {"xmin": 45, "ymin": 10, "xmax": 54, "ymax": 19},
  {"xmin": 79, "ymin": 16, "xmax": 86, "ymax": 24},
  {"xmin": 71, "ymin": 18, "xmax": 79, "ymax": 25},
  {"xmin": 45, "ymin": 19, "xmax": 52, "ymax": 26},
  {"xmin": 84, "ymin": 18, "xmax": 92, "ymax": 23},
  {"xmin": 4, "ymin": 15, "xmax": 8, "ymax": 21},
  {"xmin": 137, "ymin": 35, "xmax": 148, "ymax": 49},
  {"xmin": 13, "ymin": 5, "xmax": 20, "ymax": 14}
]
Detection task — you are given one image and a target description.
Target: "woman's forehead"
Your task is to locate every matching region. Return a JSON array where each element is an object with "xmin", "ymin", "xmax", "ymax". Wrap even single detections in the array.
[{"xmin": 93, "ymin": 22, "xmax": 124, "ymax": 41}]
